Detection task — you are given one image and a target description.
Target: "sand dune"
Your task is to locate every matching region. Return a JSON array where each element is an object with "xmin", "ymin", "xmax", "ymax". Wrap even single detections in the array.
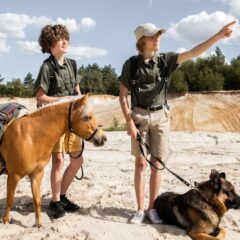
[{"xmin": 1, "ymin": 92, "xmax": 239, "ymax": 132}]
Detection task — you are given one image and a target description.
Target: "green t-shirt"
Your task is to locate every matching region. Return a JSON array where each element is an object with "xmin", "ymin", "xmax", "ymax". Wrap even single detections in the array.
[
  {"xmin": 34, "ymin": 55, "xmax": 80, "ymax": 97},
  {"xmin": 118, "ymin": 52, "xmax": 179, "ymax": 107}
]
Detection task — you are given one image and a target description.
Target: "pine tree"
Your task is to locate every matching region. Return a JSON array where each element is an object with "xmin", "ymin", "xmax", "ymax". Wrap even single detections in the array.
[
  {"xmin": 0, "ymin": 74, "xmax": 4, "ymax": 83},
  {"xmin": 23, "ymin": 73, "xmax": 34, "ymax": 86}
]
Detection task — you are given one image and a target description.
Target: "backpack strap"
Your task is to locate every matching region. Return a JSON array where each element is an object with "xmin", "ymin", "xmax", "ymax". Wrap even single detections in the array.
[
  {"xmin": 129, "ymin": 56, "xmax": 139, "ymax": 109},
  {"xmin": 158, "ymin": 54, "xmax": 169, "ymax": 106},
  {"xmin": 69, "ymin": 59, "xmax": 77, "ymax": 79},
  {"xmin": 44, "ymin": 59, "xmax": 60, "ymax": 95}
]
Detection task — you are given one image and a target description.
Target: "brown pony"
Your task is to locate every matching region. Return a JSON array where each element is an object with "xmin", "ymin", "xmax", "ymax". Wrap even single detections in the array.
[{"xmin": 0, "ymin": 94, "xmax": 106, "ymax": 227}]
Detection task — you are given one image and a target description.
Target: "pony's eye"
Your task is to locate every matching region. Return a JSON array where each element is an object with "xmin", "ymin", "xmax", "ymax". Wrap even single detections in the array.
[{"xmin": 83, "ymin": 115, "xmax": 92, "ymax": 121}]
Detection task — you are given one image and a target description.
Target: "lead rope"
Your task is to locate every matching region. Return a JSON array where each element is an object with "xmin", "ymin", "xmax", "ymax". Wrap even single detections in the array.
[
  {"xmin": 137, "ymin": 133, "xmax": 195, "ymax": 188},
  {"xmin": 67, "ymin": 101, "xmax": 84, "ymax": 181}
]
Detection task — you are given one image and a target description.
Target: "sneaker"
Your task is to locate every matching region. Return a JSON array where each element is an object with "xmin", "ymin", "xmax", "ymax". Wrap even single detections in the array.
[
  {"xmin": 147, "ymin": 208, "xmax": 163, "ymax": 224},
  {"xmin": 130, "ymin": 210, "xmax": 146, "ymax": 224},
  {"xmin": 60, "ymin": 195, "xmax": 80, "ymax": 212},
  {"xmin": 49, "ymin": 201, "xmax": 65, "ymax": 219}
]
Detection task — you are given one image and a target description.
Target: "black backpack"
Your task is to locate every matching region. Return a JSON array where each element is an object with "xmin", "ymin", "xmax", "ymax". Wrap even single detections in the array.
[
  {"xmin": 129, "ymin": 54, "xmax": 169, "ymax": 108},
  {"xmin": 45, "ymin": 58, "xmax": 78, "ymax": 96}
]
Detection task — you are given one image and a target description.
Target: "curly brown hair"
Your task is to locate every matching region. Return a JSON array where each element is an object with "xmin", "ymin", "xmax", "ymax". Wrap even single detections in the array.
[{"xmin": 38, "ymin": 24, "xmax": 70, "ymax": 54}]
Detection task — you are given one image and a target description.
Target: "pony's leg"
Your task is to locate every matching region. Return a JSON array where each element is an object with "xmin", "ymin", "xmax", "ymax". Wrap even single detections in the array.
[
  {"xmin": 2, "ymin": 174, "xmax": 20, "ymax": 224},
  {"xmin": 29, "ymin": 170, "xmax": 44, "ymax": 227}
]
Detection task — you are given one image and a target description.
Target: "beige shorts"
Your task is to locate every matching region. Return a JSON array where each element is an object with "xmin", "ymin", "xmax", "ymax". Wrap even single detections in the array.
[
  {"xmin": 131, "ymin": 106, "xmax": 170, "ymax": 159},
  {"xmin": 52, "ymin": 132, "xmax": 83, "ymax": 153}
]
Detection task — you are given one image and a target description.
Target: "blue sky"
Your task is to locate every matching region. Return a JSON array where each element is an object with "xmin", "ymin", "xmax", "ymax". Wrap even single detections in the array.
[{"xmin": 0, "ymin": 0, "xmax": 239, "ymax": 83}]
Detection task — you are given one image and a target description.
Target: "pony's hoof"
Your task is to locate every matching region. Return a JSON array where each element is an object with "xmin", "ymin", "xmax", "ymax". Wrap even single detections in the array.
[
  {"xmin": 2, "ymin": 216, "xmax": 10, "ymax": 224},
  {"xmin": 34, "ymin": 221, "xmax": 43, "ymax": 228}
]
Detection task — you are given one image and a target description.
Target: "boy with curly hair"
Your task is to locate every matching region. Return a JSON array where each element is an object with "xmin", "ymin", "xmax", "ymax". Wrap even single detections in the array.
[{"xmin": 35, "ymin": 24, "xmax": 82, "ymax": 219}]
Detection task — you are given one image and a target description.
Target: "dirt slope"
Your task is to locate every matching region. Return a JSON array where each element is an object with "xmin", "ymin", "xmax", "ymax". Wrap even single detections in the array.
[{"xmin": 0, "ymin": 92, "xmax": 239, "ymax": 132}]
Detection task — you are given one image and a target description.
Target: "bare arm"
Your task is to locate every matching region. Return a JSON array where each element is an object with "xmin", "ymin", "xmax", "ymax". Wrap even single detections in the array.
[
  {"xmin": 119, "ymin": 83, "xmax": 138, "ymax": 139},
  {"xmin": 36, "ymin": 87, "xmax": 62, "ymax": 106},
  {"xmin": 177, "ymin": 21, "xmax": 236, "ymax": 64}
]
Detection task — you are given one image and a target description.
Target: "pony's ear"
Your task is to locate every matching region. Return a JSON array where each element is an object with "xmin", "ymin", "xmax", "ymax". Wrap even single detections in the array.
[
  {"xmin": 81, "ymin": 93, "xmax": 89, "ymax": 104},
  {"xmin": 73, "ymin": 94, "xmax": 89, "ymax": 109}
]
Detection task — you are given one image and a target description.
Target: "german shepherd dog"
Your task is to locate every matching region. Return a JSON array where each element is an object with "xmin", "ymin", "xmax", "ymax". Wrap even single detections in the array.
[{"xmin": 154, "ymin": 169, "xmax": 240, "ymax": 240}]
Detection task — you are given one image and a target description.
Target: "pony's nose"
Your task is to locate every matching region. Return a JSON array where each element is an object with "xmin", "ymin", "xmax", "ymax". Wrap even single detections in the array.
[
  {"xmin": 103, "ymin": 134, "xmax": 107, "ymax": 142},
  {"xmin": 93, "ymin": 134, "xmax": 107, "ymax": 147}
]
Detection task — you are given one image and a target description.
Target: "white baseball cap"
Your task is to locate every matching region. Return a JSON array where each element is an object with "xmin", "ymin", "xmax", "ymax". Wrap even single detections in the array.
[{"xmin": 134, "ymin": 23, "xmax": 166, "ymax": 42}]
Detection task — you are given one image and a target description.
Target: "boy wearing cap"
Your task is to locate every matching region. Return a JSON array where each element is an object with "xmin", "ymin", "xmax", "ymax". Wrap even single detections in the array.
[{"xmin": 119, "ymin": 21, "xmax": 236, "ymax": 224}]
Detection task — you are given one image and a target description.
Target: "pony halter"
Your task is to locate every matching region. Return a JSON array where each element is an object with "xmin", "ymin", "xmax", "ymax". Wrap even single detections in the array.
[{"xmin": 68, "ymin": 101, "xmax": 99, "ymax": 142}]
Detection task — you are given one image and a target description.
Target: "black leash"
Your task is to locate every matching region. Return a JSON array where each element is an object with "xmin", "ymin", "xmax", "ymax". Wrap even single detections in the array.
[
  {"xmin": 66, "ymin": 137, "xmax": 84, "ymax": 180},
  {"xmin": 136, "ymin": 133, "xmax": 195, "ymax": 188}
]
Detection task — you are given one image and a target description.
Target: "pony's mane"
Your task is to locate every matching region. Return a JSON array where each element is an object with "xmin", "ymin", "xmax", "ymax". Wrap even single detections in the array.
[
  {"xmin": 81, "ymin": 102, "xmax": 93, "ymax": 117},
  {"xmin": 30, "ymin": 97, "xmax": 73, "ymax": 115},
  {"xmin": 29, "ymin": 96, "xmax": 92, "ymax": 117}
]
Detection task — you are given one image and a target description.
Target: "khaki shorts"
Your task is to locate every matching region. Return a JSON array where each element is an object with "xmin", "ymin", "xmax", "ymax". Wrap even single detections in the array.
[
  {"xmin": 52, "ymin": 132, "xmax": 83, "ymax": 153},
  {"xmin": 131, "ymin": 106, "xmax": 170, "ymax": 159}
]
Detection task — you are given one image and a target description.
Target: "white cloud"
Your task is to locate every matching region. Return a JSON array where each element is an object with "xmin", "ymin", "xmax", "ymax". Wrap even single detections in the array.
[
  {"xmin": 176, "ymin": 47, "xmax": 187, "ymax": 53},
  {"xmin": 68, "ymin": 45, "xmax": 107, "ymax": 60},
  {"xmin": 214, "ymin": 0, "xmax": 240, "ymax": 15},
  {"xmin": 0, "ymin": 13, "xmax": 52, "ymax": 38},
  {"xmin": 0, "ymin": 39, "xmax": 10, "ymax": 54},
  {"xmin": 28, "ymin": 15, "xmax": 52, "ymax": 26},
  {"xmin": 79, "ymin": 17, "xmax": 96, "ymax": 31},
  {"xmin": 167, "ymin": 11, "xmax": 238, "ymax": 44},
  {"xmin": 0, "ymin": 32, "xmax": 7, "ymax": 38},
  {"xmin": 17, "ymin": 40, "xmax": 41, "ymax": 55},
  {"xmin": 0, "ymin": 13, "xmax": 30, "ymax": 38},
  {"xmin": 0, "ymin": 13, "xmax": 97, "ymax": 38},
  {"xmin": 56, "ymin": 17, "xmax": 78, "ymax": 32}
]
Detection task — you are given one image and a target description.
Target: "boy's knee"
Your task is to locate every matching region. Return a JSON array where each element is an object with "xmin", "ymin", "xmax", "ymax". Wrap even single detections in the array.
[
  {"xmin": 52, "ymin": 154, "xmax": 64, "ymax": 169},
  {"xmin": 135, "ymin": 156, "xmax": 147, "ymax": 170},
  {"xmin": 69, "ymin": 156, "xmax": 83, "ymax": 168}
]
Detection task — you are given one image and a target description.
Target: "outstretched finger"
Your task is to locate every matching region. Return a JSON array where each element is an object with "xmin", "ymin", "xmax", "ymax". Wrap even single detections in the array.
[{"xmin": 224, "ymin": 20, "xmax": 237, "ymax": 29}]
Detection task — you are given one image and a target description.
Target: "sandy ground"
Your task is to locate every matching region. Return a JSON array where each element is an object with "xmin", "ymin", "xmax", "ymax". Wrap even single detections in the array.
[{"xmin": 0, "ymin": 94, "xmax": 240, "ymax": 240}]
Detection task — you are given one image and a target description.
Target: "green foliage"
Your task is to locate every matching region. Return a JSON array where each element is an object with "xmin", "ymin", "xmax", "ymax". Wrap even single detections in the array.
[
  {"xmin": 169, "ymin": 68, "xmax": 188, "ymax": 93},
  {"xmin": 197, "ymin": 66, "xmax": 224, "ymax": 91},
  {"xmin": 224, "ymin": 56, "xmax": 240, "ymax": 90},
  {"xmin": 24, "ymin": 72, "xmax": 34, "ymax": 86},
  {"xmin": 0, "ymin": 75, "xmax": 35, "ymax": 97},
  {"xmin": 102, "ymin": 65, "xmax": 119, "ymax": 95},
  {"xmin": 0, "ymin": 74, "xmax": 4, "ymax": 83},
  {"xmin": 79, "ymin": 63, "xmax": 119, "ymax": 95},
  {"xmin": 23, "ymin": 72, "xmax": 35, "ymax": 97},
  {"xmin": 169, "ymin": 47, "xmax": 231, "ymax": 92},
  {"xmin": 0, "ymin": 48, "xmax": 240, "ymax": 97}
]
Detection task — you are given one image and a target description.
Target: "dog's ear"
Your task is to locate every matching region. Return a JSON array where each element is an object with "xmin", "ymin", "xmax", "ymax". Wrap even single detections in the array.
[
  {"xmin": 220, "ymin": 172, "xmax": 226, "ymax": 179},
  {"xmin": 210, "ymin": 169, "xmax": 221, "ymax": 193},
  {"xmin": 210, "ymin": 169, "xmax": 219, "ymax": 180}
]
